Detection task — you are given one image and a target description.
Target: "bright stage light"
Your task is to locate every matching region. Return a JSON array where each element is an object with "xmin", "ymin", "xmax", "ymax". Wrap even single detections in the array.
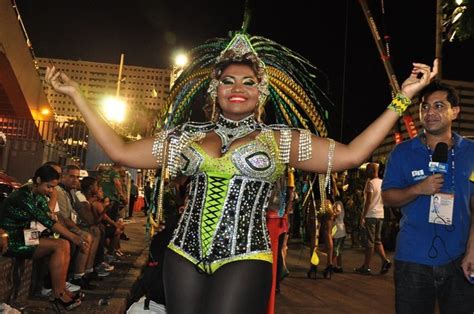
[
  {"xmin": 102, "ymin": 96, "xmax": 126, "ymax": 123},
  {"xmin": 174, "ymin": 54, "xmax": 188, "ymax": 67}
]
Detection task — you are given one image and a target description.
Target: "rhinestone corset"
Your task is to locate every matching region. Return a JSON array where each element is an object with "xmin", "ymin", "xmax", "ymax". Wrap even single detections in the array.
[{"xmin": 168, "ymin": 129, "xmax": 285, "ymax": 273}]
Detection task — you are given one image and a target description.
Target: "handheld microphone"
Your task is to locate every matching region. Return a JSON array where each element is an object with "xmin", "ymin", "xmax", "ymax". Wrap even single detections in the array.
[{"xmin": 429, "ymin": 142, "xmax": 449, "ymax": 174}]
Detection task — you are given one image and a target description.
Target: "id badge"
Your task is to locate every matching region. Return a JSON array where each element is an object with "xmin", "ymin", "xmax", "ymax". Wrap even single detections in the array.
[
  {"xmin": 54, "ymin": 201, "xmax": 60, "ymax": 213},
  {"xmin": 71, "ymin": 211, "xmax": 77, "ymax": 224},
  {"xmin": 429, "ymin": 193, "xmax": 454, "ymax": 225},
  {"xmin": 24, "ymin": 228, "xmax": 40, "ymax": 246}
]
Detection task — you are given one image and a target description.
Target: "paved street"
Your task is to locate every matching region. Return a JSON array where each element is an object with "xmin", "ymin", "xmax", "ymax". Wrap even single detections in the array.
[
  {"xmin": 276, "ymin": 240, "xmax": 395, "ymax": 314},
  {"xmin": 16, "ymin": 213, "xmax": 397, "ymax": 314}
]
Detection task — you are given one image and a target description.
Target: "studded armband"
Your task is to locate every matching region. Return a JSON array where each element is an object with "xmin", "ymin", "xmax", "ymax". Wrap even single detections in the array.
[
  {"xmin": 298, "ymin": 129, "xmax": 312, "ymax": 162},
  {"xmin": 278, "ymin": 129, "xmax": 292, "ymax": 164},
  {"xmin": 151, "ymin": 130, "xmax": 169, "ymax": 165}
]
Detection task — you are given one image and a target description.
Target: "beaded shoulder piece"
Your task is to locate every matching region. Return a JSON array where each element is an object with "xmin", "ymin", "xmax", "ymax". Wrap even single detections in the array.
[
  {"xmin": 265, "ymin": 124, "xmax": 313, "ymax": 164},
  {"xmin": 152, "ymin": 122, "xmax": 215, "ymax": 178}
]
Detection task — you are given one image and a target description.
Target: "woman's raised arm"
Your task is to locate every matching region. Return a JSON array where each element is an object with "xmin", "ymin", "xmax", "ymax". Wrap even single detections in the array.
[
  {"xmin": 290, "ymin": 60, "xmax": 438, "ymax": 173},
  {"xmin": 45, "ymin": 66, "xmax": 158, "ymax": 169}
]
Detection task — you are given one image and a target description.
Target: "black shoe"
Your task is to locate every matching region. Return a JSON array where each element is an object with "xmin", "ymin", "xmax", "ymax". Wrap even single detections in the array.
[
  {"xmin": 333, "ymin": 266, "xmax": 344, "ymax": 273},
  {"xmin": 323, "ymin": 265, "xmax": 333, "ymax": 279},
  {"xmin": 70, "ymin": 278, "xmax": 98, "ymax": 291},
  {"xmin": 71, "ymin": 291, "xmax": 86, "ymax": 302},
  {"xmin": 280, "ymin": 268, "xmax": 290, "ymax": 281},
  {"xmin": 83, "ymin": 272, "xmax": 99, "ymax": 282},
  {"xmin": 354, "ymin": 265, "xmax": 371, "ymax": 275},
  {"xmin": 50, "ymin": 293, "xmax": 81, "ymax": 312},
  {"xmin": 380, "ymin": 259, "xmax": 392, "ymax": 274},
  {"xmin": 120, "ymin": 233, "xmax": 130, "ymax": 241},
  {"xmin": 307, "ymin": 265, "xmax": 317, "ymax": 279}
]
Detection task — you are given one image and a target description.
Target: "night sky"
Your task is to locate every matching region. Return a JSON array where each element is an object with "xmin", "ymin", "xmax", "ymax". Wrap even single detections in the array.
[{"xmin": 16, "ymin": 0, "xmax": 474, "ymax": 142}]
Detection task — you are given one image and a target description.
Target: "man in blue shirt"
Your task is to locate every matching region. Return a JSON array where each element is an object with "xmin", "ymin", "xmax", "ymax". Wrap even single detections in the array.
[{"xmin": 382, "ymin": 81, "xmax": 474, "ymax": 313}]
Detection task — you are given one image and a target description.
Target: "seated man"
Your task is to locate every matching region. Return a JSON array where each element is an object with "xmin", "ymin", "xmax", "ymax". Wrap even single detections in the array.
[
  {"xmin": 54, "ymin": 165, "xmax": 98, "ymax": 289},
  {"xmin": 77, "ymin": 176, "xmax": 115, "ymax": 275}
]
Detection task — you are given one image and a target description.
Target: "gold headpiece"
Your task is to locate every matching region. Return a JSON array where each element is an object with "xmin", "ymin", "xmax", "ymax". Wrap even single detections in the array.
[{"xmin": 207, "ymin": 33, "xmax": 269, "ymax": 121}]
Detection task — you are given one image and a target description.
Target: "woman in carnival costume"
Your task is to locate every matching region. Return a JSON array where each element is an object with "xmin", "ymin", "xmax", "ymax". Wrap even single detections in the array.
[{"xmin": 46, "ymin": 21, "xmax": 438, "ymax": 313}]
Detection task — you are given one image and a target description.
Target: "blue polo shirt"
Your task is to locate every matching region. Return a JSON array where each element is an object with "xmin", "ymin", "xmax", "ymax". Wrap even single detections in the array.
[{"xmin": 382, "ymin": 133, "xmax": 474, "ymax": 266}]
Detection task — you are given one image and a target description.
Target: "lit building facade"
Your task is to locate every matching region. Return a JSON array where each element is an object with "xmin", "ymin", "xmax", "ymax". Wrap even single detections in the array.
[{"xmin": 36, "ymin": 58, "xmax": 171, "ymax": 128}]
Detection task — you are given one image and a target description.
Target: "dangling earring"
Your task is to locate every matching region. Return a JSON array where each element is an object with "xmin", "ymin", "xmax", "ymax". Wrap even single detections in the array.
[
  {"xmin": 255, "ymin": 103, "xmax": 263, "ymax": 123},
  {"xmin": 255, "ymin": 93, "xmax": 267, "ymax": 123},
  {"xmin": 211, "ymin": 98, "xmax": 217, "ymax": 122},
  {"xmin": 207, "ymin": 78, "xmax": 220, "ymax": 122}
]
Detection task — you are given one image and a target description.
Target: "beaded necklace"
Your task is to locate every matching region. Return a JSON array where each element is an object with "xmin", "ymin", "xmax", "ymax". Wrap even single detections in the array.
[{"xmin": 214, "ymin": 114, "xmax": 260, "ymax": 153}]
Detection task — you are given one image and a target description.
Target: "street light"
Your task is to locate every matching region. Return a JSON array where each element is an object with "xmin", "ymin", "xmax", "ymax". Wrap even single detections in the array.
[
  {"xmin": 174, "ymin": 53, "xmax": 188, "ymax": 67},
  {"xmin": 40, "ymin": 108, "xmax": 50, "ymax": 116},
  {"xmin": 102, "ymin": 96, "xmax": 126, "ymax": 123},
  {"xmin": 170, "ymin": 52, "xmax": 189, "ymax": 89}
]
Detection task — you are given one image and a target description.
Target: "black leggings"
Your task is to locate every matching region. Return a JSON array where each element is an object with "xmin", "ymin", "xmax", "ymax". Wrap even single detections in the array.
[{"xmin": 163, "ymin": 249, "xmax": 272, "ymax": 314}]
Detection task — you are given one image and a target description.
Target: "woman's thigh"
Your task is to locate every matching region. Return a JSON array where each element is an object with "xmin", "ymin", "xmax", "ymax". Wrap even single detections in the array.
[
  {"xmin": 202, "ymin": 260, "xmax": 272, "ymax": 314},
  {"xmin": 32, "ymin": 238, "xmax": 68, "ymax": 259},
  {"xmin": 163, "ymin": 249, "xmax": 209, "ymax": 314}
]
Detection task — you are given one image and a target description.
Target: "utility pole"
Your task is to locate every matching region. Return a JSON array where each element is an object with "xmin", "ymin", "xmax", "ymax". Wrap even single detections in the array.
[
  {"xmin": 116, "ymin": 53, "xmax": 125, "ymax": 97},
  {"xmin": 435, "ymin": 0, "xmax": 443, "ymax": 79}
]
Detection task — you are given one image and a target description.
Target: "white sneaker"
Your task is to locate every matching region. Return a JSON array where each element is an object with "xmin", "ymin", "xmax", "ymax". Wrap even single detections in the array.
[
  {"xmin": 66, "ymin": 281, "xmax": 81, "ymax": 292},
  {"xmin": 40, "ymin": 281, "xmax": 80, "ymax": 297},
  {"xmin": 96, "ymin": 269, "xmax": 111, "ymax": 277},
  {"xmin": 40, "ymin": 287, "xmax": 52, "ymax": 297},
  {"xmin": 101, "ymin": 262, "xmax": 115, "ymax": 272}
]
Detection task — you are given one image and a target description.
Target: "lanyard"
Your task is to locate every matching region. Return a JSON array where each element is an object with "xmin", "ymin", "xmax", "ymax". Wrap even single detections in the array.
[{"xmin": 428, "ymin": 146, "xmax": 455, "ymax": 193}]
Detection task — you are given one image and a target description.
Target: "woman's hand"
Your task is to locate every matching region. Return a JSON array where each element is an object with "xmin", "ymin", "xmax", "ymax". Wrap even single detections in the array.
[
  {"xmin": 400, "ymin": 59, "xmax": 439, "ymax": 99},
  {"xmin": 45, "ymin": 66, "xmax": 81, "ymax": 98}
]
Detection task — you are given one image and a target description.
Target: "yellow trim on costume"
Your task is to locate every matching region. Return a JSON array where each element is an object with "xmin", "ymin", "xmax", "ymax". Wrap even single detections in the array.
[
  {"xmin": 168, "ymin": 243, "xmax": 273, "ymax": 274},
  {"xmin": 469, "ymin": 171, "xmax": 474, "ymax": 182},
  {"xmin": 287, "ymin": 167, "xmax": 295, "ymax": 188}
]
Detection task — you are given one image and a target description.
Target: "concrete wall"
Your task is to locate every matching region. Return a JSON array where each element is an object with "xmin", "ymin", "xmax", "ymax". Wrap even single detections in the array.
[
  {"xmin": 0, "ymin": 0, "xmax": 53, "ymax": 120},
  {"xmin": 0, "ymin": 257, "xmax": 33, "ymax": 303}
]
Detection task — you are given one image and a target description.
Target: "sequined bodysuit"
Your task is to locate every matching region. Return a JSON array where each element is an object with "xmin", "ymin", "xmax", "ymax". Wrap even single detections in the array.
[
  {"xmin": 168, "ymin": 128, "xmax": 286, "ymax": 273},
  {"xmin": 0, "ymin": 184, "xmax": 54, "ymax": 258}
]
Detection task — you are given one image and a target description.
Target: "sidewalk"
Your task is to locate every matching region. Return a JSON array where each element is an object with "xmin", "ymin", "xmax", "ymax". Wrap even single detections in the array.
[
  {"xmin": 21, "ymin": 213, "xmax": 149, "ymax": 314},
  {"xmin": 276, "ymin": 239, "xmax": 396, "ymax": 314}
]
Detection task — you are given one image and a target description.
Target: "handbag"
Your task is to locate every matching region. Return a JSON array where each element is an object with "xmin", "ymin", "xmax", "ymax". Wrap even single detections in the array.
[{"xmin": 310, "ymin": 248, "xmax": 319, "ymax": 266}]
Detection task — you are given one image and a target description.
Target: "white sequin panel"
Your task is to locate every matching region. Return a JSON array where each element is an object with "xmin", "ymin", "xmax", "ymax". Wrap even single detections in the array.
[
  {"xmin": 179, "ymin": 146, "xmax": 204, "ymax": 176},
  {"xmin": 231, "ymin": 143, "xmax": 276, "ymax": 180}
]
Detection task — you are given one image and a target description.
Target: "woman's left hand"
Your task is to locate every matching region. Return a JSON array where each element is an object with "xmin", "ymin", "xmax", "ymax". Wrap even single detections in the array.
[
  {"xmin": 45, "ymin": 66, "xmax": 82, "ymax": 98},
  {"xmin": 400, "ymin": 59, "xmax": 439, "ymax": 99}
]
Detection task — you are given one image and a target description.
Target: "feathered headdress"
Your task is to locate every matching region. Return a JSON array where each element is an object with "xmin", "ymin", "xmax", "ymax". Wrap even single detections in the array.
[{"xmin": 160, "ymin": 10, "xmax": 333, "ymax": 137}]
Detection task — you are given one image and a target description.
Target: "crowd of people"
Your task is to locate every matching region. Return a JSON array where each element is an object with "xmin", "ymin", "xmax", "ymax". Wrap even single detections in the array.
[{"xmin": 0, "ymin": 162, "xmax": 140, "ymax": 311}]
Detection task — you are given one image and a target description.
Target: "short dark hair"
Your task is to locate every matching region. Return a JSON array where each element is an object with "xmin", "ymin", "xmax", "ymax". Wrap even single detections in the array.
[
  {"xmin": 43, "ymin": 161, "xmax": 61, "ymax": 168},
  {"xmin": 420, "ymin": 81, "xmax": 459, "ymax": 107},
  {"xmin": 64, "ymin": 164, "xmax": 81, "ymax": 173},
  {"xmin": 34, "ymin": 165, "xmax": 60, "ymax": 183},
  {"xmin": 81, "ymin": 176, "xmax": 97, "ymax": 193}
]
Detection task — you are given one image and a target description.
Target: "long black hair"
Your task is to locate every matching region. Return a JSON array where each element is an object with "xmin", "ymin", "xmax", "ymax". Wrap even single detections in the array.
[{"xmin": 33, "ymin": 165, "xmax": 60, "ymax": 183}]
